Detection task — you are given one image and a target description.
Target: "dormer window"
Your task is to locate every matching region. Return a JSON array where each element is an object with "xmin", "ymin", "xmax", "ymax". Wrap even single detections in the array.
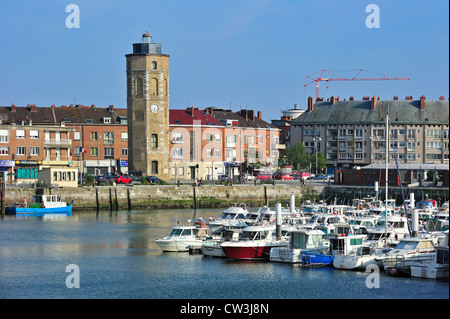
[{"xmin": 103, "ymin": 117, "xmax": 111, "ymax": 124}]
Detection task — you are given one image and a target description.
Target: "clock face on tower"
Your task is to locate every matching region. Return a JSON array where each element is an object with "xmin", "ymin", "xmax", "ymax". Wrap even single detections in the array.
[{"xmin": 150, "ymin": 104, "xmax": 159, "ymax": 113}]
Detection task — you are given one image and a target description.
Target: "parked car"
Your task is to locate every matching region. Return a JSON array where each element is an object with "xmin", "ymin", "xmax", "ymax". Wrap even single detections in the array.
[
  {"xmin": 146, "ymin": 176, "xmax": 161, "ymax": 184},
  {"xmin": 257, "ymin": 173, "xmax": 273, "ymax": 180},
  {"xmin": 312, "ymin": 174, "xmax": 328, "ymax": 180},
  {"xmin": 244, "ymin": 174, "xmax": 255, "ymax": 181},
  {"xmin": 280, "ymin": 174, "xmax": 293, "ymax": 180},
  {"xmin": 291, "ymin": 173, "xmax": 300, "ymax": 180},
  {"xmin": 98, "ymin": 174, "xmax": 115, "ymax": 184},
  {"xmin": 219, "ymin": 174, "xmax": 230, "ymax": 181},
  {"xmin": 115, "ymin": 175, "xmax": 132, "ymax": 184}
]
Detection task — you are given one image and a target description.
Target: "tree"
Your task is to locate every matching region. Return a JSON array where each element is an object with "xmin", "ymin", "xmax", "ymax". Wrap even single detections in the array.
[
  {"xmin": 285, "ymin": 143, "xmax": 310, "ymax": 169},
  {"xmin": 310, "ymin": 152, "xmax": 327, "ymax": 173}
]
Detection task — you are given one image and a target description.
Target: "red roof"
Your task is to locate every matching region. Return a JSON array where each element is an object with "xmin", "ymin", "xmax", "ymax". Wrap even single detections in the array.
[{"xmin": 169, "ymin": 108, "xmax": 223, "ymax": 126}]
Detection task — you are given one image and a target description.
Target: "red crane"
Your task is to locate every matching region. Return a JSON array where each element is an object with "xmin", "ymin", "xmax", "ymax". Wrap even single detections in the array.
[{"xmin": 304, "ymin": 69, "xmax": 410, "ymax": 99}]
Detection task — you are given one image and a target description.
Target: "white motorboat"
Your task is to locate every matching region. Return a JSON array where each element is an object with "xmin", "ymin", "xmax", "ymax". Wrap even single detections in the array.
[
  {"xmin": 221, "ymin": 224, "xmax": 289, "ymax": 260},
  {"xmin": 411, "ymin": 231, "xmax": 449, "ymax": 279},
  {"xmin": 154, "ymin": 225, "xmax": 208, "ymax": 252},
  {"xmin": 201, "ymin": 229, "xmax": 240, "ymax": 258},
  {"xmin": 205, "ymin": 206, "xmax": 249, "ymax": 233},
  {"xmin": 348, "ymin": 216, "xmax": 377, "ymax": 235},
  {"xmin": 365, "ymin": 214, "xmax": 410, "ymax": 247},
  {"xmin": 333, "ymin": 245, "xmax": 393, "ymax": 270},
  {"xmin": 375, "ymin": 237, "xmax": 436, "ymax": 271},
  {"xmin": 270, "ymin": 229, "xmax": 329, "ymax": 263}
]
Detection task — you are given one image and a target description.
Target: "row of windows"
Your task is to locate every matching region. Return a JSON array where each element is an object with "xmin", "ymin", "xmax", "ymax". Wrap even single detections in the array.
[{"xmin": 0, "ymin": 146, "xmax": 39, "ymax": 156}]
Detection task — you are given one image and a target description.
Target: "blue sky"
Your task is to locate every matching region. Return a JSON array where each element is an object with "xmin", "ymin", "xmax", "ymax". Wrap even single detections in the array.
[{"xmin": 0, "ymin": 0, "xmax": 448, "ymax": 122}]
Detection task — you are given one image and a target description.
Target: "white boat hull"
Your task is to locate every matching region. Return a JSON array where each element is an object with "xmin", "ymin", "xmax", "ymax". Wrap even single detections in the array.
[
  {"xmin": 154, "ymin": 238, "xmax": 203, "ymax": 252},
  {"xmin": 201, "ymin": 244, "xmax": 226, "ymax": 257},
  {"xmin": 333, "ymin": 254, "xmax": 378, "ymax": 270},
  {"xmin": 411, "ymin": 264, "xmax": 449, "ymax": 279}
]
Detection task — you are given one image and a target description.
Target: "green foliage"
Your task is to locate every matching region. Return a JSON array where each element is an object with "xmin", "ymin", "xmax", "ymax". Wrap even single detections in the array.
[{"xmin": 285, "ymin": 143, "xmax": 310, "ymax": 169}]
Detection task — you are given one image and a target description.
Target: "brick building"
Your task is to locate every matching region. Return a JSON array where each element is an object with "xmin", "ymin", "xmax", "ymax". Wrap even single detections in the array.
[{"xmin": 291, "ymin": 95, "xmax": 449, "ymax": 172}]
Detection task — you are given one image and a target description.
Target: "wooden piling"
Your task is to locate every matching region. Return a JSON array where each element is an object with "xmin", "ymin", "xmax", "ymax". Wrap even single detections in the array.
[
  {"xmin": 127, "ymin": 187, "xmax": 131, "ymax": 211},
  {"xmin": 95, "ymin": 188, "xmax": 100, "ymax": 211},
  {"xmin": 193, "ymin": 186, "xmax": 197, "ymax": 210}
]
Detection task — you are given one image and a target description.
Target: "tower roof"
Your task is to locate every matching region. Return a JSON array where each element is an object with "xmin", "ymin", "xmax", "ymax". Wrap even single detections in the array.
[{"xmin": 142, "ymin": 31, "xmax": 152, "ymax": 37}]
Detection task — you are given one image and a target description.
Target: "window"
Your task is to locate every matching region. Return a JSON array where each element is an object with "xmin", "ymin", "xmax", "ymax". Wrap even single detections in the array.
[
  {"xmin": 91, "ymin": 147, "xmax": 98, "ymax": 156},
  {"xmin": 173, "ymin": 133, "xmax": 183, "ymax": 143},
  {"xmin": 0, "ymin": 146, "xmax": 9, "ymax": 155},
  {"xmin": 206, "ymin": 149, "xmax": 212, "ymax": 157},
  {"xmin": 151, "ymin": 134, "xmax": 158, "ymax": 148},
  {"xmin": 0, "ymin": 130, "xmax": 9, "ymax": 143},
  {"xmin": 152, "ymin": 61, "xmax": 157, "ymax": 69},
  {"xmin": 355, "ymin": 129, "xmax": 363, "ymax": 139},
  {"xmin": 104, "ymin": 132, "xmax": 114, "ymax": 145},
  {"xmin": 74, "ymin": 147, "xmax": 80, "ymax": 157},
  {"xmin": 215, "ymin": 134, "xmax": 220, "ymax": 142},
  {"xmin": 17, "ymin": 147, "xmax": 26, "ymax": 155},
  {"xmin": 30, "ymin": 147, "xmax": 39, "ymax": 156},
  {"xmin": 30, "ymin": 130, "xmax": 39, "ymax": 139},
  {"xmin": 104, "ymin": 148, "xmax": 114, "ymax": 159},
  {"xmin": 74, "ymin": 131, "xmax": 81, "ymax": 141},
  {"xmin": 16, "ymin": 130, "xmax": 25, "ymax": 139},
  {"xmin": 121, "ymin": 148, "xmax": 128, "ymax": 157},
  {"xmin": 215, "ymin": 149, "xmax": 221, "ymax": 157},
  {"xmin": 151, "ymin": 161, "xmax": 158, "ymax": 174},
  {"xmin": 90, "ymin": 132, "xmax": 98, "ymax": 140},
  {"xmin": 172, "ymin": 148, "xmax": 182, "ymax": 158},
  {"xmin": 355, "ymin": 153, "xmax": 363, "ymax": 160},
  {"xmin": 121, "ymin": 132, "xmax": 128, "ymax": 141}
]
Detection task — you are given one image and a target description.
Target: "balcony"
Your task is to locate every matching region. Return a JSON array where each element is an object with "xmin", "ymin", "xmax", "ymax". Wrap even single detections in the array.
[{"xmin": 44, "ymin": 139, "xmax": 72, "ymax": 148}]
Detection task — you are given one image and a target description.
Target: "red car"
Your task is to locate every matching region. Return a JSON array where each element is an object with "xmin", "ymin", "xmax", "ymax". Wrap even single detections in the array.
[
  {"xmin": 115, "ymin": 175, "xmax": 132, "ymax": 184},
  {"xmin": 257, "ymin": 173, "xmax": 273, "ymax": 180},
  {"xmin": 280, "ymin": 174, "xmax": 293, "ymax": 180}
]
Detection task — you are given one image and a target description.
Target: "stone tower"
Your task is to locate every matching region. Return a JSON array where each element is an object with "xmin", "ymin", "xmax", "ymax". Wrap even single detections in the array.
[{"xmin": 126, "ymin": 31, "xmax": 170, "ymax": 180}]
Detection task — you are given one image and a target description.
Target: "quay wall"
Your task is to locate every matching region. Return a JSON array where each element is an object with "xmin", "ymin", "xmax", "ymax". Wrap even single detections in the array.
[{"xmin": 4, "ymin": 184, "xmax": 448, "ymax": 211}]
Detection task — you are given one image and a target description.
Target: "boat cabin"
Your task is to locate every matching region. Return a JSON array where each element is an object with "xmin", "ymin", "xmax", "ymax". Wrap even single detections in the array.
[
  {"xmin": 289, "ymin": 230, "xmax": 328, "ymax": 250},
  {"xmin": 329, "ymin": 234, "xmax": 366, "ymax": 255},
  {"xmin": 238, "ymin": 225, "xmax": 275, "ymax": 241},
  {"xmin": 168, "ymin": 226, "xmax": 202, "ymax": 238},
  {"xmin": 32, "ymin": 195, "xmax": 67, "ymax": 208}
]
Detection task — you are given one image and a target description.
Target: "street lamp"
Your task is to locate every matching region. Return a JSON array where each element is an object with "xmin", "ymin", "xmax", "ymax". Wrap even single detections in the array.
[{"xmin": 313, "ymin": 137, "xmax": 321, "ymax": 175}]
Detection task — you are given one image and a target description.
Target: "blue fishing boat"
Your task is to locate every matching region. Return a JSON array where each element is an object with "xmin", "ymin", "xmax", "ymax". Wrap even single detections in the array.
[
  {"xmin": 6, "ymin": 194, "xmax": 73, "ymax": 216},
  {"xmin": 301, "ymin": 251, "xmax": 334, "ymax": 266}
]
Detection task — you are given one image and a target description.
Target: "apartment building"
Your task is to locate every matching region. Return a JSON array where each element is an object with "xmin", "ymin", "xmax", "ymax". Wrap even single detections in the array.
[{"xmin": 290, "ymin": 95, "xmax": 449, "ymax": 170}]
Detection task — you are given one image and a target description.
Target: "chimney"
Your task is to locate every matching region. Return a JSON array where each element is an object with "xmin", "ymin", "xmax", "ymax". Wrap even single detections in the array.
[
  {"xmin": 330, "ymin": 96, "xmax": 336, "ymax": 105},
  {"xmin": 420, "ymin": 95, "xmax": 425, "ymax": 110},
  {"xmin": 257, "ymin": 111, "xmax": 262, "ymax": 119},
  {"xmin": 30, "ymin": 104, "xmax": 37, "ymax": 112},
  {"xmin": 349, "ymin": 96, "xmax": 354, "ymax": 101},
  {"xmin": 370, "ymin": 96, "xmax": 376, "ymax": 110},
  {"xmin": 405, "ymin": 96, "xmax": 413, "ymax": 100},
  {"xmin": 108, "ymin": 105, "xmax": 114, "ymax": 112},
  {"xmin": 307, "ymin": 97, "xmax": 314, "ymax": 112},
  {"xmin": 393, "ymin": 96, "xmax": 398, "ymax": 100},
  {"xmin": 11, "ymin": 103, "xmax": 16, "ymax": 112},
  {"xmin": 362, "ymin": 96, "xmax": 370, "ymax": 101},
  {"xmin": 91, "ymin": 104, "xmax": 96, "ymax": 108},
  {"xmin": 248, "ymin": 110, "xmax": 255, "ymax": 121},
  {"xmin": 439, "ymin": 96, "xmax": 445, "ymax": 101}
]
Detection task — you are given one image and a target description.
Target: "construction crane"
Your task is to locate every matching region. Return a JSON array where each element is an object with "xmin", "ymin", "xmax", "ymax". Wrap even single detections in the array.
[{"xmin": 304, "ymin": 69, "xmax": 410, "ymax": 99}]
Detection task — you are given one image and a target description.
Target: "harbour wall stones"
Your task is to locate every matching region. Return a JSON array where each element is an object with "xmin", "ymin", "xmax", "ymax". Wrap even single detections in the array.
[{"xmin": 4, "ymin": 184, "xmax": 448, "ymax": 211}]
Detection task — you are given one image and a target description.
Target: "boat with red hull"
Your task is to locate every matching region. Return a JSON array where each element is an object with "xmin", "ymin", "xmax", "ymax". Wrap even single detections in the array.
[{"xmin": 220, "ymin": 224, "xmax": 289, "ymax": 260}]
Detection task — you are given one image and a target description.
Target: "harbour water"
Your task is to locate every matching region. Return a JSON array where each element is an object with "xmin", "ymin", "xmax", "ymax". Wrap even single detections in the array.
[{"xmin": 0, "ymin": 208, "xmax": 448, "ymax": 300}]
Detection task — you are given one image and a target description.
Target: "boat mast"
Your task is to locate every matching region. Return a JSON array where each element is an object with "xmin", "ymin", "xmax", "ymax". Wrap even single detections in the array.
[{"xmin": 385, "ymin": 113, "xmax": 389, "ymax": 247}]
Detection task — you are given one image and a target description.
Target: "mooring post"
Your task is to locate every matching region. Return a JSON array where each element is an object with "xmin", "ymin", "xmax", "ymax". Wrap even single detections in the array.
[
  {"xmin": 127, "ymin": 187, "xmax": 131, "ymax": 210},
  {"xmin": 95, "ymin": 188, "xmax": 100, "ymax": 211},
  {"xmin": 193, "ymin": 185, "xmax": 197, "ymax": 210}
]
